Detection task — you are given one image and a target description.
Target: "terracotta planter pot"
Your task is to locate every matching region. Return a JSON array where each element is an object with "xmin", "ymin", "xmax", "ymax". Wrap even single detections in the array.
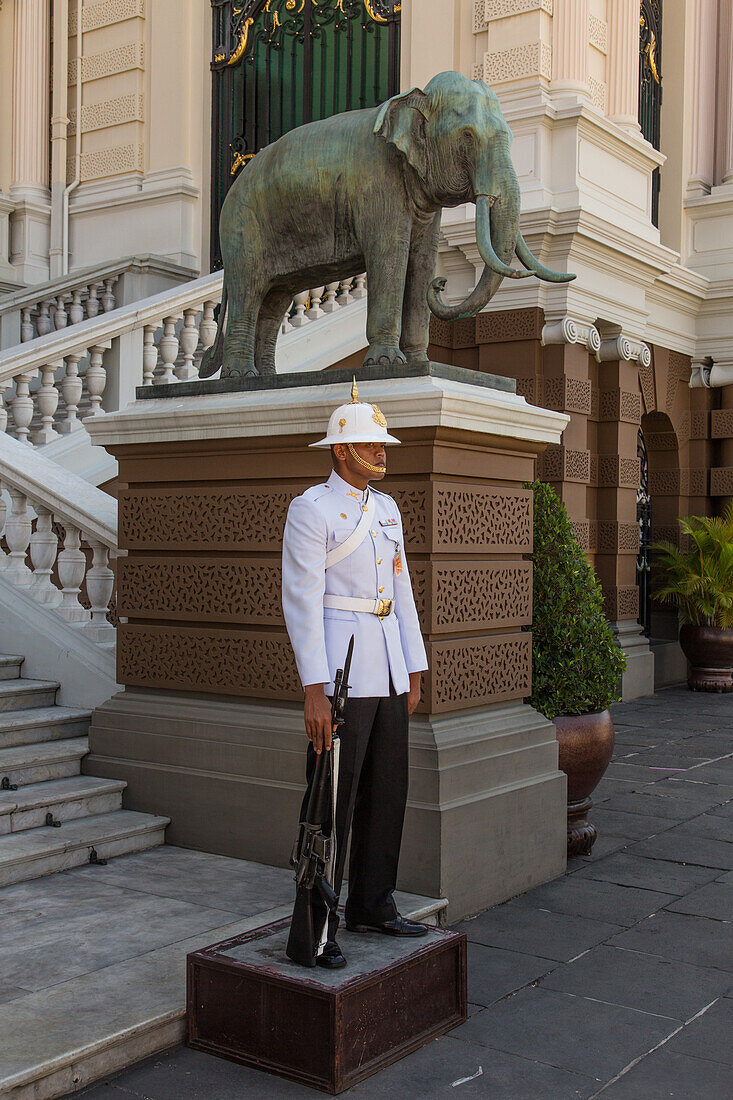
[
  {"xmin": 679, "ymin": 625, "xmax": 733, "ymax": 693},
  {"xmin": 554, "ymin": 710, "xmax": 615, "ymax": 857}
]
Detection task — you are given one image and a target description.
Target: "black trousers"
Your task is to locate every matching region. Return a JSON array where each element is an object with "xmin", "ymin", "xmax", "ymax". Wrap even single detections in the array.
[{"xmin": 300, "ymin": 684, "xmax": 409, "ymax": 940}]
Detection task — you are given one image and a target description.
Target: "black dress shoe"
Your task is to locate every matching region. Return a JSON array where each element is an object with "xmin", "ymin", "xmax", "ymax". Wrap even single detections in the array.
[
  {"xmin": 345, "ymin": 915, "xmax": 428, "ymax": 937},
  {"xmin": 316, "ymin": 940, "xmax": 347, "ymax": 968}
]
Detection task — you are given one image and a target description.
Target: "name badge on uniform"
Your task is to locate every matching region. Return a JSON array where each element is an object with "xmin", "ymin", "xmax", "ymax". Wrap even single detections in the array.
[{"xmin": 379, "ymin": 518, "xmax": 399, "ymax": 528}]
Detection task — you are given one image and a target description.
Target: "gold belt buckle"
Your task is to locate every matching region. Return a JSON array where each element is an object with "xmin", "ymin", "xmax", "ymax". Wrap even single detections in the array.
[{"xmin": 377, "ymin": 598, "xmax": 393, "ymax": 619}]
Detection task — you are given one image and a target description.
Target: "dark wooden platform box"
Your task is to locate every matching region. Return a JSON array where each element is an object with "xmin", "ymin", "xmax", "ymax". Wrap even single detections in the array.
[{"xmin": 187, "ymin": 917, "xmax": 467, "ymax": 1094}]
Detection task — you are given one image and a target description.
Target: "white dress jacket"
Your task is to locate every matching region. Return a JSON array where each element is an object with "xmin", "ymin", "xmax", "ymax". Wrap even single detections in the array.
[{"xmin": 281, "ymin": 470, "xmax": 428, "ymax": 697}]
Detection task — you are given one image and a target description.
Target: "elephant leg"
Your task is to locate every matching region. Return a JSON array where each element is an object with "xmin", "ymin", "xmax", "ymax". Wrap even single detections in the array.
[
  {"xmin": 221, "ymin": 274, "xmax": 264, "ymax": 378},
  {"xmin": 255, "ymin": 287, "xmax": 293, "ymax": 376},
  {"xmin": 362, "ymin": 217, "xmax": 411, "ymax": 368},
  {"xmin": 400, "ymin": 213, "xmax": 441, "ymax": 365}
]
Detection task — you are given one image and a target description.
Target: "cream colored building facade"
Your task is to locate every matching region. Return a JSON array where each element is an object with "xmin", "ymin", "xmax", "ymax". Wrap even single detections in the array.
[{"xmin": 1, "ymin": 0, "xmax": 732, "ymax": 694}]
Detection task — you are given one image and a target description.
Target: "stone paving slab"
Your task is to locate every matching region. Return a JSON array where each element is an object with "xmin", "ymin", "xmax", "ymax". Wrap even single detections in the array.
[{"xmin": 37, "ymin": 685, "xmax": 733, "ymax": 1099}]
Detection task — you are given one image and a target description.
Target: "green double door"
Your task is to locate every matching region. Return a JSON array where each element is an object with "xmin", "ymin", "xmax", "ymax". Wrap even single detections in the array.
[{"xmin": 210, "ymin": 0, "xmax": 401, "ymax": 269}]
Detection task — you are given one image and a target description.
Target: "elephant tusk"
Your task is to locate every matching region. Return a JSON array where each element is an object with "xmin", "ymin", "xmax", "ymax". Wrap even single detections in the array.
[
  {"xmin": 476, "ymin": 196, "xmax": 531, "ymax": 280},
  {"xmin": 515, "ymin": 230, "xmax": 576, "ymax": 282}
]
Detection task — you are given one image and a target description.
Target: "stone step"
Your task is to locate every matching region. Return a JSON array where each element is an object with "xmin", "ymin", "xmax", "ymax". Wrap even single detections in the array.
[
  {"xmin": 0, "ymin": 654, "xmax": 24, "ymax": 681},
  {"xmin": 0, "ymin": 844, "xmax": 445, "ymax": 1099},
  {"xmin": 0, "ymin": 678, "xmax": 59, "ymax": 713},
  {"xmin": 0, "ymin": 809, "xmax": 170, "ymax": 887},
  {"xmin": 0, "ymin": 705, "xmax": 92, "ymax": 749},
  {"xmin": 0, "ymin": 775, "xmax": 126, "ymax": 835},
  {"xmin": 0, "ymin": 737, "xmax": 88, "ymax": 788}
]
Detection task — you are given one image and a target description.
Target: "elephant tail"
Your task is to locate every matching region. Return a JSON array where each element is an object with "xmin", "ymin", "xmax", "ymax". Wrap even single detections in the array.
[{"xmin": 198, "ymin": 278, "xmax": 227, "ymax": 379}]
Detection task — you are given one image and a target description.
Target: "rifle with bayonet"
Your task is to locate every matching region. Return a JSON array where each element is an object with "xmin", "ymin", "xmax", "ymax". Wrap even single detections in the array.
[{"xmin": 286, "ymin": 635, "xmax": 354, "ymax": 967}]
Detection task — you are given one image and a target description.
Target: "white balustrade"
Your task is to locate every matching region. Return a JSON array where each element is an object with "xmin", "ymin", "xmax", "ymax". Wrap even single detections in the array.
[
  {"xmin": 0, "ymin": 435, "xmax": 118, "ymax": 648},
  {"xmin": 0, "ymin": 267, "xmax": 367, "ymax": 447}
]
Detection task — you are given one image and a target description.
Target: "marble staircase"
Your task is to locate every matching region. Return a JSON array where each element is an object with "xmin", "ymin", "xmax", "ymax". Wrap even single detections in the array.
[{"xmin": 0, "ymin": 654, "xmax": 168, "ymax": 887}]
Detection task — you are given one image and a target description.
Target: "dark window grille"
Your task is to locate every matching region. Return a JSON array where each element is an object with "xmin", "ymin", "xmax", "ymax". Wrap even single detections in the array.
[
  {"xmin": 636, "ymin": 428, "xmax": 653, "ymax": 637},
  {"xmin": 210, "ymin": 0, "xmax": 401, "ymax": 270},
  {"xmin": 639, "ymin": 0, "xmax": 662, "ymax": 226}
]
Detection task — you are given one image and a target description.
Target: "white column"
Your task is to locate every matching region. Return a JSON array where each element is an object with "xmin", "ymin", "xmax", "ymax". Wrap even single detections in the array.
[
  {"xmin": 551, "ymin": 0, "xmax": 589, "ymax": 98},
  {"xmin": 11, "ymin": 0, "xmax": 51, "ymax": 199},
  {"xmin": 687, "ymin": 0, "xmax": 718, "ymax": 194},
  {"xmin": 607, "ymin": 0, "xmax": 641, "ymax": 131},
  {"xmin": 717, "ymin": 0, "xmax": 733, "ymax": 185},
  {"xmin": 9, "ymin": 0, "xmax": 51, "ymax": 281}
]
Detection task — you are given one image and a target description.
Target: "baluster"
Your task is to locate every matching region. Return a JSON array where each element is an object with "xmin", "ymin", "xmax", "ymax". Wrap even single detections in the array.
[
  {"xmin": 54, "ymin": 294, "xmax": 68, "ymax": 329},
  {"xmin": 352, "ymin": 273, "xmax": 367, "ymax": 299},
  {"xmin": 0, "ymin": 382, "xmax": 9, "ymax": 434},
  {"xmin": 290, "ymin": 291, "xmax": 310, "ymax": 327},
  {"xmin": 29, "ymin": 504, "xmax": 61, "ymax": 605},
  {"xmin": 337, "ymin": 278, "xmax": 354, "ymax": 306},
  {"xmin": 84, "ymin": 345, "xmax": 107, "ymax": 416},
  {"xmin": 84, "ymin": 539, "xmax": 115, "ymax": 642},
  {"xmin": 58, "ymin": 353, "xmax": 83, "ymax": 433},
  {"xmin": 281, "ymin": 303, "xmax": 294, "ymax": 334},
  {"xmin": 85, "ymin": 282, "xmax": 100, "ymax": 318},
  {"xmin": 101, "ymin": 278, "xmax": 116, "ymax": 312},
  {"xmin": 68, "ymin": 289, "xmax": 84, "ymax": 325},
  {"xmin": 9, "ymin": 372, "xmax": 36, "ymax": 444},
  {"xmin": 177, "ymin": 308, "xmax": 200, "ymax": 380},
  {"xmin": 55, "ymin": 522, "xmax": 90, "ymax": 623},
  {"xmin": 306, "ymin": 287, "xmax": 325, "ymax": 321},
  {"xmin": 199, "ymin": 300, "xmax": 218, "ymax": 349},
  {"xmin": 158, "ymin": 316, "xmax": 180, "ymax": 383},
  {"xmin": 20, "ymin": 308, "xmax": 34, "ymax": 341},
  {"xmin": 36, "ymin": 300, "xmax": 52, "ymax": 335},
  {"xmin": 33, "ymin": 361, "xmax": 61, "ymax": 444},
  {"xmin": 321, "ymin": 282, "xmax": 340, "ymax": 313},
  {"xmin": 141, "ymin": 323, "xmax": 158, "ymax": 385},
  {"xmin": 5, "ymin": 488, "xmax": 33, "ymax": 586}
]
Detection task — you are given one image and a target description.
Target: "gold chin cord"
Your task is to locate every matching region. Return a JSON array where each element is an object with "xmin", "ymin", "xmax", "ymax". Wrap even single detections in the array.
[{"xmin": 347, "ymin": 443, "xmax": 386, "ymax": 474}]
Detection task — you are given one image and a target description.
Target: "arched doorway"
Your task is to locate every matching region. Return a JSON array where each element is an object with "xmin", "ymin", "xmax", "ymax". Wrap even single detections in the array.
[{"xmin": 209, "ymin": 0, "xmax": 401, "ymax": 269}]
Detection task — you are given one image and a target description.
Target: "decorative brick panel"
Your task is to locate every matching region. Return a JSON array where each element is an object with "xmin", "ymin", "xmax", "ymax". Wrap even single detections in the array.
[
  {"xmin": 119, "ymin": 487, "xmax": 299, "ymax": 551},
  {"xmin": 690, "ymin": 411, "xmax": 709, "ymax": 440},
  {"xmin": 539, "ymin": 445, "xmax": 591, "ymax": 484},
  {"xmin": 645, "ymin": 431, "xmax": 678, "ymax": 452},
  {"xmin": 666, "ymin": 351, "xmax": 691, "ymax": 413},
  {"xmin": 711, "ymin": 410, "xmax": 733, "ymax": 439},
  {"xmin": 118, "ymin": 625, "xmax": 301, "ymax": 699},
  {"xmin": 598, "ymin": 389, "xmax": 641, "ymax": 424},
  {"xmin": 588, "ymin": 521, "xmax": 598, "ymax": 552},
  {"xmin": 428, "ymin": 634, "xmax": 532, "ymax": 713},
  {"xmin": 431, "ymin": 485, "xmax": 533, "ymax": 553},
  {"xmin": 598, "ymin": 456, "xmax": 640, "ymax": 488},
  {"xmin": 710, "ymin": 467, "xmax": 733, "ymax": 496},
  {"xmin": 596, "ymin": 523, "xmax": 640, "ymax": 554},
  {"xmin": 515, "ymin": 377, "xmax": 539, "ymax": 402},
  {"xmin": 118, "ymin": 557, "xmax": 285, "ymax": 625},
  {"xmin": 638, "ymin": 359, "xmax": 655, "ymax": 413},
  {"xmin": 543, "ymin": 378, "xmax": 592, "ymax": 415},
  {"xmin": 680, "ymin": 468, "xmax": 708, "ymax": 497},
  {"xmin": 649, "ymin": 469, "xmax": 680, "ymax": 496},
  {"xmin": 570, "ymin": 520, "xmax": 590, "ymax": 551},
  {"xmin": 601, "ymin": 585, "xmax": 639, "ymax": 620},
  {"xmin": 429, "ymin": 561, "xmax": 532, "ymax": 632},
  {"xmin": 475, "ymin": 308, "xmax": 544, "ymax": 343}
]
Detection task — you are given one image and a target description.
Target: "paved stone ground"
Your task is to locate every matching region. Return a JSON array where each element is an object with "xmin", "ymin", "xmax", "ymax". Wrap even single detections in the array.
[{"xmin": 73, "ymin": 686, "xmax": 732, "ymax": 1099}]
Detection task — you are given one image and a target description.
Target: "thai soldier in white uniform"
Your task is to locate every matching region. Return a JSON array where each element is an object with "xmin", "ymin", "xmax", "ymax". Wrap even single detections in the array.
[{"xmin": 282, "ymin": 380, "xmax": 428, "ymax": 968}]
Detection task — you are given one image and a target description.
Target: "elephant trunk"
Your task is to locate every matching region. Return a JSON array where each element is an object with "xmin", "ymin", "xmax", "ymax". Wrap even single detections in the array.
[
  {"xmin": 428, "ymin": 158, "xmax": 576, "ymax": 322},
  {"xmin": 428, "ymin": 163, "xmax": 527, "ymax": 322}
]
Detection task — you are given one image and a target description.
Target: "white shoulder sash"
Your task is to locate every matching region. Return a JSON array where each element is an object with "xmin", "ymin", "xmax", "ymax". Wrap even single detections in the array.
[{"xmin": 324, "ymin": 493, "xmax": 375, "ymax": 569}]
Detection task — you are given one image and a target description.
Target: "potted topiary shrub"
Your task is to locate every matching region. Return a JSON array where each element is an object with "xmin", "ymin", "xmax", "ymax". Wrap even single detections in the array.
[
  {"xmin": 525, "ymin": 480, "xmax": 626, "ymax": 856},
  {"xmin": 652, "ymin": 504, "xmax": 733, "ymax": 693}
]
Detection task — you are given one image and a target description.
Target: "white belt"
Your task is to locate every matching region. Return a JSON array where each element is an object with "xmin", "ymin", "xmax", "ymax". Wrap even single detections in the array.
[{"xmin": 323, "ymin": 595, "xmax": 394, "ymax": 619}]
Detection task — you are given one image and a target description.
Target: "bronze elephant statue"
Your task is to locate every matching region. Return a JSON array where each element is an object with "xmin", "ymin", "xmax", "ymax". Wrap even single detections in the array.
[{"xmin": 201, "ymin": 69, "xmax": 574, "ymax": 379}]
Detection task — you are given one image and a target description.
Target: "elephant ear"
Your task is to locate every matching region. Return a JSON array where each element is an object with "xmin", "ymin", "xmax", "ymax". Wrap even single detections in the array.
[{"xmin": 374, "ymin": 87, "xmax": 431, "ymax": 180}]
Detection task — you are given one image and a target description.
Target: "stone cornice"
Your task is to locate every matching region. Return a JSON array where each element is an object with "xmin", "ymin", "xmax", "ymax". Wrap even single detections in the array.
[{"xmin": 85, "ymin": 374, "xmax": 570, "ymax": 450}]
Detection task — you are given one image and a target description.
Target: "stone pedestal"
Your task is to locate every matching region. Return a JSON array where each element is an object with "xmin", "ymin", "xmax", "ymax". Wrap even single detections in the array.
[
  {"xmin": 187, "ymin": 918, "xmax": 467, "ymax": 1094},
  {"xmin": 85, "ymin": 364, "xmax": 569, "ymax": 920}
]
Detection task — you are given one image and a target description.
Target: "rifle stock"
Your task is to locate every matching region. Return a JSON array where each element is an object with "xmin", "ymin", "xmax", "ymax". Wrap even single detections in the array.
[{"xmin": 286, "ymin": 636, "xmax": 354, "ymax": 967}]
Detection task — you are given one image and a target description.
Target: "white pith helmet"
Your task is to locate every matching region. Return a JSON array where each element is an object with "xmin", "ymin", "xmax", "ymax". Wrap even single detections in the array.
[{"xmin": 309, "ymin": 378, "xmax": 401, "ymax": 448}]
